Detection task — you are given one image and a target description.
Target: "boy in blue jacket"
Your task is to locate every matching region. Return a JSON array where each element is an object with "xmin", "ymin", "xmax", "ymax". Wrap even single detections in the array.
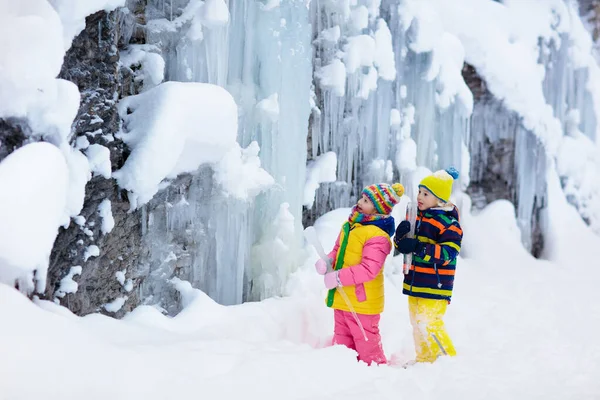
[{"xmin": 394, "ymin": 168, "xmax": 463, "ymax": 364}]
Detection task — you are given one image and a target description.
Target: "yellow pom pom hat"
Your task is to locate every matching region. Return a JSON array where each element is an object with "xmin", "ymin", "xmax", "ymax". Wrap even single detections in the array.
[
  {"xmin": 419, "ymin": 167, "xmax": 460, "ymax": 203},
  {"xmin": 362, "ymin": 183, "xmax": 405, "ymax": 215}
]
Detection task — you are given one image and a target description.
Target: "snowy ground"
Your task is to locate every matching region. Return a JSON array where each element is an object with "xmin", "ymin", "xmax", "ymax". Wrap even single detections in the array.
[{"xmin": 1, "ymin": 172, "xmax": 599, "ymax": 400}]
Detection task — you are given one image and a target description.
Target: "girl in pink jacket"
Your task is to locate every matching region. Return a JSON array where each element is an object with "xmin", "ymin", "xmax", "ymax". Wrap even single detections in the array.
[{"xmin": 315, "ymin": 183, "xmax": 404, "ymax": 365}]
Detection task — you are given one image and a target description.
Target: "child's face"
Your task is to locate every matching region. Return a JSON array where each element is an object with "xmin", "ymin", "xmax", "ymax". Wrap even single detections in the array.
[
  {"xmin": 417, "ymin": 187, "xmax": 439, "ymax": 211},
  {"xmin": 357, "ymin": 194, "xmax": 377, "ymax": 215}
]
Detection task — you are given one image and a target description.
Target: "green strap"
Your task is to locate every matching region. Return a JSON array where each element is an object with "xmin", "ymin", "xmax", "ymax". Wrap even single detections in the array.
[{"xmin": 326, "ymin": 222, "xmax": 350, "ymax": 307}]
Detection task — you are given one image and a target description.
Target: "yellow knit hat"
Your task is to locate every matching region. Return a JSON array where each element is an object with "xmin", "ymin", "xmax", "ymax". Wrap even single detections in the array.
[{"xmin": 418, "ymin": 167, "xmax": 459, "ymax": 203}]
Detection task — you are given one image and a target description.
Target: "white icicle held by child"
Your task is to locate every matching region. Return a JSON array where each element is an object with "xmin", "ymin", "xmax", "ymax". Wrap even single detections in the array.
[{"xmin": 315, "ymin": 182, "xmax": 405, "ymax": 365}]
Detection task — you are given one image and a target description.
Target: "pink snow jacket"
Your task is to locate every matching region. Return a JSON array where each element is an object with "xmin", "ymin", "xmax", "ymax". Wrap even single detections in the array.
[{"xmin": 327, "ymin": 223, "xmax": 391, "ymax": 315}]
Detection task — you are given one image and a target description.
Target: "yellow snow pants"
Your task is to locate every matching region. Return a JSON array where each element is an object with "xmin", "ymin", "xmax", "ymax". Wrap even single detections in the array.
[{"xmin": 408, "ymin": 296, "xmax": 457, "ymax": 362}]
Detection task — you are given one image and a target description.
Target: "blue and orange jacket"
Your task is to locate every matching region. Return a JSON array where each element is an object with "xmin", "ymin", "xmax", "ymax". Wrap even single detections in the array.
[{"xmin": 397, "ymin": 206, "xmax": 463, "ymax": 302}]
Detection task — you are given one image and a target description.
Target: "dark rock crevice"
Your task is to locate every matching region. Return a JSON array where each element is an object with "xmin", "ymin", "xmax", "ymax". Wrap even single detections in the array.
[{"xmin": 0, "ymin": 119, "xmax": 29, "ymax": 162}]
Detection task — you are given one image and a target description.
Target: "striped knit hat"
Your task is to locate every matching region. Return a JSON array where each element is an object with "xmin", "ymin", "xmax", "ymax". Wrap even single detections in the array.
[{"xmin": 362, "ymin": 183, "xmax": 405, "ymax": 215}]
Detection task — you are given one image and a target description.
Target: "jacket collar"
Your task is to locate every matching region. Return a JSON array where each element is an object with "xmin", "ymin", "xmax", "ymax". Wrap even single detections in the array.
[{"xmin": 420, "ymin": 204, "xmax": 460, "ymax": 220}]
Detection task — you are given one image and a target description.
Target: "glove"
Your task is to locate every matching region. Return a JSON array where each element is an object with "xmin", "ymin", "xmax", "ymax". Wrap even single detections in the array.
[
  {"xmin": 315, "ymin": 258, "xmax": 331, "ymax": 275},
  {"xmin": 395, "ymin": 238, "xmax": 423, "ymax": 255},
  {"xmin": 395, "ymin": 220, "xmax": 411, "ymax": 239},
  {"xmin": 324, "ymin": 271, "xmax": 341, "ymax": 289}
]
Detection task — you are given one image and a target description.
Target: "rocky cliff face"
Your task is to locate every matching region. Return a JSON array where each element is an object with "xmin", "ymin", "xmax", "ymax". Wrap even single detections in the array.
[{"xmin": 43, "ymin": 10, "xmax": 144, "ymax": 316}]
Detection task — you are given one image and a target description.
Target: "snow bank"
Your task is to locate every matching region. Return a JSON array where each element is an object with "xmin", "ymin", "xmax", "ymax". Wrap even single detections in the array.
[
  {"xmin": 0, "ymin": 193, "xmax": 600, "ymax": 400},
  {"xmin": 115, "ymin": 82, "xmax": 272, "ymax": 208},
  {"xmin": 0, "ymin": 143, "xmax": 69, "ymax": 293},
  {"xmin": 1, "ymin": 193, "xmax": 600, "ymax": 398},
  {"xmin": 304, "ymin": 152, "xmax": 338, "ymax": 208}
]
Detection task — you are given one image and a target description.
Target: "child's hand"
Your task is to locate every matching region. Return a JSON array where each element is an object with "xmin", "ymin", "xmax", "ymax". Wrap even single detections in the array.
[
  {"xmin": 395, "ymin": 220, "xmax": 411, "ymax": 239},
  {"xmin": 395, "ymin": 238, "xmax": 423, "ymax": 255},
  {"xmin": 324, "ymin": 271, "xmax": 341, "ymax": 289},
  {"xmin": 315, "ymin": 258, "xmax": 331, "ymax": 275}
]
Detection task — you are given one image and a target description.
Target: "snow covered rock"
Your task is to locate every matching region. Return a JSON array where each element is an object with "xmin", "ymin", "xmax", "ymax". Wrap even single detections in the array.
[
  {"xmin": 115, "ymin": 81, "xmax": 273, "ymax": 208},
  {"xmin": 0, "ymin": 142, "xmax": 69, "ymax": 293}
]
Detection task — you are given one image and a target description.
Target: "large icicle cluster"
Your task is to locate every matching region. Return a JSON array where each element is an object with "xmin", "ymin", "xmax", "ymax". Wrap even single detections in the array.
[
  {"xmin": 132, "ymin": 0, "xmax": 312, "ymax": 308},
  {"xmin": 304, "ymin": 0, "xmax": 474, "ymax": 235},
  {"xmin": 123, "ymin": 0, "xmax": 600, "ymax": 308}
]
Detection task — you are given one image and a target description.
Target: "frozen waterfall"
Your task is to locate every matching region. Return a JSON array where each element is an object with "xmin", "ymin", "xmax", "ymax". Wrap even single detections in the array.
[{"xmin": 113, "ymin": 0, "xmax": 600, "ymax": 312}]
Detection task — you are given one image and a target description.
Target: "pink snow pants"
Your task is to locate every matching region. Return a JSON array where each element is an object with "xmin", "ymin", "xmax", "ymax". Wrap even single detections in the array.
[{"xmin": 333, "ymin": 309, "xmax": 386, "ymax": 365}]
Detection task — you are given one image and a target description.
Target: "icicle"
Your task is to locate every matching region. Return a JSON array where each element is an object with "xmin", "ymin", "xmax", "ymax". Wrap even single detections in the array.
[{"xmin": 139, "ymin": 0, "xmax": 312, "ymax": 310}]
